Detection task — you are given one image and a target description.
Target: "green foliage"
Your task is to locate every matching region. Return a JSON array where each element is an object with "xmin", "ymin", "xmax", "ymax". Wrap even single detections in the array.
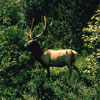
[
  {"xmin": 82, "ymin": 10, "xmax": 100, "ymax": 66},
  {"xmin": 0, "ymin": 26, "xmax": 31, "ymax": 99},
  {"xmin": 83, "ymin": 10, "xmax": 100, "ymax": 50},
  {"xmin": 0, "ymin": 0, "xmax": 100, "ymax": 100},
  {"xmin": 23, "ymin": 0, "xmax": 99, "ymax": 50},
  {"xmin": 82, "ymin": 10, "xmax": 100, "ymax": 96},
  {"xmin": 39, "ymin": 19, "xmax": 72, "ymax": 49},
  {"xmin": 0, "ymin": 1, "xmax": 23, "ymax": 26}
]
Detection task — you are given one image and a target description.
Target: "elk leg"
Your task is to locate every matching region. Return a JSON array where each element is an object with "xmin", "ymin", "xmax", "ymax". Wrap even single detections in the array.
[
  {"xmin": 47, "ymin": 67, "xmax": 50, "ymax": 79},
  {"xmin": 68, "ymin": 66, "xmax": 73, "ymax": 79}
]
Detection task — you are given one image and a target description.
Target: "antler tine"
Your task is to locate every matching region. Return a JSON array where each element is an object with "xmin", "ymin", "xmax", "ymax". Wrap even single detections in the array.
[
  {"xmin": 29, "ymin": 18, "xmax": 34, "ymax": 39},
  {"xmin": 49, "ymin": 21, "xmax": 53, "ymax": 27},
  {"xmin": 34, "ymin": 16, "xmax": 46, "ymax": 40}
]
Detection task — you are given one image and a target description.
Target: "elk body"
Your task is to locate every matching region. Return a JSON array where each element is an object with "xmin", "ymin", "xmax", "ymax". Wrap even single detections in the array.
[{"xmin": 24, "ymin": 16, "xmax": 80, "ymax": 79}]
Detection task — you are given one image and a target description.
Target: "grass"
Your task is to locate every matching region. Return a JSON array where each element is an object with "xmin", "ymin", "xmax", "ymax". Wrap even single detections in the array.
[
  {"xmin": 49, "ymin": 55, "xmax": 88, "ymax": 80},
  {"xmin": 41, "ymin": 55, "xmax": 99, "ymax": 100},
  {"xmin": 1, "ymin": 55, "xmax": 100, "ymax": 100}
]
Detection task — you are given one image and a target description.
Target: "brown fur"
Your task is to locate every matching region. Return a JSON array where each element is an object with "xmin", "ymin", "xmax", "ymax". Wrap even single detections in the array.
[
  {"xmin": 40, "ymin": 49, "xmax": 80, "ymax": 79},
  {"xmin": 41, "ymin": 49, "xmax": 78, "ymax": 68}
]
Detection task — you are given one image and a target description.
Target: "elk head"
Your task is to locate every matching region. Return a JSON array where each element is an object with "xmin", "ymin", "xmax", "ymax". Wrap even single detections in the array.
[{"xmin": 24, "ymin": 16, "xmax": 47, "ymax": 53}]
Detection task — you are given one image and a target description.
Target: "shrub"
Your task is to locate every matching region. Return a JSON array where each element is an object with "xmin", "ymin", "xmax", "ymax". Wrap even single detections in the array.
[{"xmin": 82, "ymin": 10, "xmax": 100, "ymax": 94}]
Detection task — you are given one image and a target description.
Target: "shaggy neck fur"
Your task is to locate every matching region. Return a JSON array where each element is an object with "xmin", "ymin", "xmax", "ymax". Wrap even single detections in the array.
[
  {"xmin": 31, "ymin": 48, "xmax": 43, "ymax": 64},
  {"xmin": 26, "ymin": 41, "xmax": 44, "ymax": 65}
]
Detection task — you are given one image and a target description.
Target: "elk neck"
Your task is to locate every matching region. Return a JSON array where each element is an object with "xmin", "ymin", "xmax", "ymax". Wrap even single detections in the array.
[{"xmin": 28, "ymin": 41, "xmax": 44, "ymax": 64}]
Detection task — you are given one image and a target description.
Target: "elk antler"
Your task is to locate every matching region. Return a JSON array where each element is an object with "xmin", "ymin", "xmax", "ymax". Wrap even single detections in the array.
[
  {"xmin": 29, "ymin": 18, "xmax": 34, "ymax": 39},
  {"xmin": 33, "ymin": 16, "xmax": 46, "ymax": 40},
  {"xmin": 25, "ymin": 18, "xmax": 34, "ymax": 40},
  {"xmin": 49, "ymin": 21, "xmax": 53, "ymax": 27}
]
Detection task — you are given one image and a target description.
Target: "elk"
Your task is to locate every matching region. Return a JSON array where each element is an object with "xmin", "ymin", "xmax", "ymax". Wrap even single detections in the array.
[{"xmin": 24, "ymin": 16, "xmax": 80, "ymax": 79}]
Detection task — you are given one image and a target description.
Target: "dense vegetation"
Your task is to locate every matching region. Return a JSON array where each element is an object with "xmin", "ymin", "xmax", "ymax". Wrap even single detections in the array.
[{"xmin": 0, "ymin": 0, "xmax": 100, "ymax": 100}]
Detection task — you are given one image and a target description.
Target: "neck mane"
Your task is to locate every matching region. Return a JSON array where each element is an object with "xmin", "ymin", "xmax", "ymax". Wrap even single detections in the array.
[
  {"xmin": 30, "ymin": 43, "xmax": 44, "ymax": 64},
  {"xmin": 32, "ymin": 49, "xmax": 43, "ymax": 63}
]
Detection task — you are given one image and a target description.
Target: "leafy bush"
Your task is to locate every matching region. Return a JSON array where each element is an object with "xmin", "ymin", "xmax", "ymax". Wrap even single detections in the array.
[
  {"xmin": 22, "ymin": 0, "xmax": 99, "ymax": 51},
  {"xmin": 83, "ymin": 10, "xmax": 100, "ymax": 67},
  {"xmin": 82, "ymin": 10, "xmax": 100, "ymax": 96},
  {"xmin": 0, "ymin": 1, "xmax": 100, "ymax": 100},
  {"xmin": 0, "ymin": 1, "xmax": 23, "ymax": 26}
]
